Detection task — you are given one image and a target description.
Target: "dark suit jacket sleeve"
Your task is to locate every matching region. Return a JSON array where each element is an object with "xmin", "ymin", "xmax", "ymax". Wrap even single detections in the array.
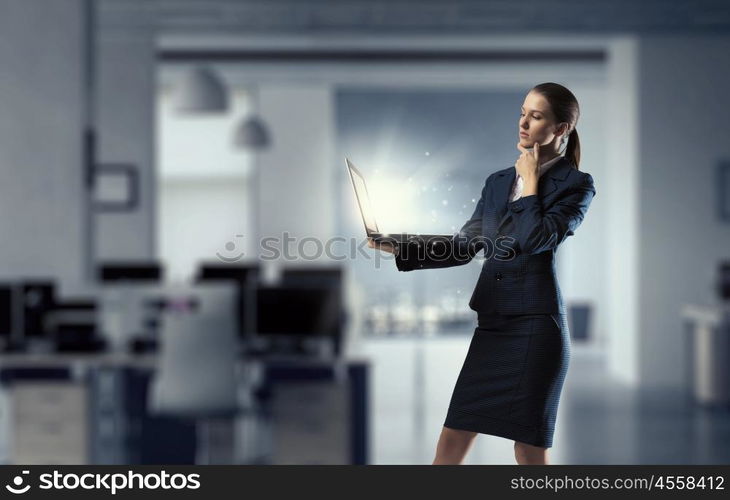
[
  {"xmin": 394, "ymin": 177, "xmax": 490, "ymax": 272},
  {"xmin": 505, "ymin": 172, "xmax": 596, "ymax": 255}
]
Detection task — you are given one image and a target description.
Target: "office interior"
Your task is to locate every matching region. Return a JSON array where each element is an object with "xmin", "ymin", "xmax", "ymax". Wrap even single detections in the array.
[{"xmin": 0, "ymin": 0, "xmax": 729, "ymax": 465}]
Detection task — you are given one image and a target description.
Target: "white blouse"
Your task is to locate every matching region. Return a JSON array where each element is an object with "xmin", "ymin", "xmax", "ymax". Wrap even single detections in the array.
[{"xmin": 509, "ymin": 154, "xmax": 563, "ymax": 203}]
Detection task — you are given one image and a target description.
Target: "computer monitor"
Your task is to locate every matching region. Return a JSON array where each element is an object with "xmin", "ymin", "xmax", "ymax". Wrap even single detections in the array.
[
  {"xmin": 0, "ymin": 285, "xmax": 18, "ymax": 350},
  {"xmin": 281, "ymin": 266, "xmax": 343, "ymax": 288},
  {"xmin": 0, "ymin": 281, "xmax": 56, "ymax": 351},
  {"xmin": 98, "ymin": 262, "xmax": 163, "ymax": 282},
  {"xmin": 717, "ymin": 261, "xmax": 730, "ymax": 300},
  {"xmin": 0, "ymin": 286, "xmax": 13, "ymax": 339},
  {"xmin": 255, "ymin": 285, "xmax": 341, "ymax": 338},
  {"xmin": 22, "ymin": 281, "xmax": 55, "ymax": 338},
  {"xmin": 49, "ymin": 299, "xmax": 105, "ymax": 352},
  {"xmin": 197, "ymin": 263, "xmax": 258, "ymax": 283},
  {"xmin": 280, "ymin": 266, "xmax": 345, "ymax": 354}
]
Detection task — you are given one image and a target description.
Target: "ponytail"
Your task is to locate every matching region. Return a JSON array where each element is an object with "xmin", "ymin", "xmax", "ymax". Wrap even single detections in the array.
[{"xmin": 565, "ymin": 128, "xmax": 581, "ymax": 170}]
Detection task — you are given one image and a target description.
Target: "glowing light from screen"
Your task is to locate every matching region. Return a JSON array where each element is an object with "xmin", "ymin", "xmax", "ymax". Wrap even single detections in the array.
[{"xmin": 366, "ymin": 174, "xmax": 420, "ymax": 232}]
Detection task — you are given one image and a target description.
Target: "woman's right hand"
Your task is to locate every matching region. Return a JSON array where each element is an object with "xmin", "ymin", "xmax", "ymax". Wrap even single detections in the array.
[{"xmin": 367, "ymin": 237, "xmax": 399, "ymax": 255}]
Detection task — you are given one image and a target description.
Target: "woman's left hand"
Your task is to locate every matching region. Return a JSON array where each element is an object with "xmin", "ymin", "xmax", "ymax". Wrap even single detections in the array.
[{"xmin": 515, "ymin": 141, "xmax": 540, "ymax": 181}]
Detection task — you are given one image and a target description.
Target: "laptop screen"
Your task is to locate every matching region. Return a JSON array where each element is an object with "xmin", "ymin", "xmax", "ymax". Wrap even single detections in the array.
[{"xmin": 347, "ymin": 159, "xmax": 379, "ymax": 235}]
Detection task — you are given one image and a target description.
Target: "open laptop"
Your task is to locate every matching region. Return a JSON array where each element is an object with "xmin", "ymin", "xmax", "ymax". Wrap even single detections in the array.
[{"xmin": 346, "ymin": 157, "xmax": 450, "ymax": 244}]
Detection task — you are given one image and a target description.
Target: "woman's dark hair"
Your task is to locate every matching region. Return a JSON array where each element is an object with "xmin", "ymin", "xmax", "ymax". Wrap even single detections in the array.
[{"xmin": 530, "ymin": 82, "xmax": 581, "ymax": 170}]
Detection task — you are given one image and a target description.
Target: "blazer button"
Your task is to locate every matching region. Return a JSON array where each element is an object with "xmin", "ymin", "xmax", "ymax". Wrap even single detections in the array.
[{"xmin": 495, "ymin": 272, "xmax": 502, "ymax": 280}]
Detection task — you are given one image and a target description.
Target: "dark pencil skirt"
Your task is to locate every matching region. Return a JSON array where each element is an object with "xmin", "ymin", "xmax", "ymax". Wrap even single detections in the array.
[{"xmin": 443, "ymin": 311, "xmax": 570, "ymax": 448}]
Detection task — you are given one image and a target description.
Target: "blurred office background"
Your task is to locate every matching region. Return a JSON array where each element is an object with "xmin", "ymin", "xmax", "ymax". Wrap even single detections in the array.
[{"xmin": 0, "ymin": 0, "xmax": 729, "ymax": 464}]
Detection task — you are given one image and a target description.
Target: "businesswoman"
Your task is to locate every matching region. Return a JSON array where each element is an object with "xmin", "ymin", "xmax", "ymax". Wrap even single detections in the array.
[{"xmin": 368, "ymin": 82, "xmax": 596, "ymax": 465}]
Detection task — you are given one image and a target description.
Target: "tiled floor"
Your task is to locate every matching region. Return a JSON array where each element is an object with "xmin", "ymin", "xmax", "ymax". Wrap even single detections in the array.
[{"xmin": 359, "ymin": 335, "xmax": 730, "ymax": 465}]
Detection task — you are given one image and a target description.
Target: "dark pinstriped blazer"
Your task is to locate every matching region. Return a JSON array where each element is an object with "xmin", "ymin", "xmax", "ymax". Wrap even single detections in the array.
[{"xmin": 394, "ymin": 155, "xmax": 596, "ymax": 314}]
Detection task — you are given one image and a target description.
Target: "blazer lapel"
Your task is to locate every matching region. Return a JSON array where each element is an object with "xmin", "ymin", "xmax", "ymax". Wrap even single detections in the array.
[
  {"xmin": 494, "ymin": 155, "xmax": 574, "ymax": 232},
  {"xmin": 493, "ymin": 167, "xmax": 516, "ymax": 232},
  {"xmin": 492, "ymin": 165, "xmax": 516, "ymax": 214},
  {"xmin": 539, "ymin": 155, "xmax": 574, "ymax": 201}
]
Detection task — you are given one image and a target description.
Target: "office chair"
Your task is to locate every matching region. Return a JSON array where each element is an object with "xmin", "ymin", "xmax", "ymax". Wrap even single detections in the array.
[
  {"xmin": 195, "ymin": 262, "xmax": 260, "ymax": 339},
  {"xmin": 147, "ymin": 283, "xmax": 239, "ymax": 464}
]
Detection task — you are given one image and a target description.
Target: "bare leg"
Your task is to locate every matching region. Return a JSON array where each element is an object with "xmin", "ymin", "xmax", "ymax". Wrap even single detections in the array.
[
  {"xmin": 514, "ymin": 441, "xmax": 549, "ymax": 465},
  {"xmin": 432, "ymin": 426, "xmax": 477, "ymax": 465}
]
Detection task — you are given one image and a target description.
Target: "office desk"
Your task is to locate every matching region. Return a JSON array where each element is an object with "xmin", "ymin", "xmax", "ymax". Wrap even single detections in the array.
[
  {"xmin": 0, "ymin": 353, "xmax": 369, "ymax": 465},
  {"xmin": 681, "ymin": 304, "xmax": 730, "ymax": 405}
]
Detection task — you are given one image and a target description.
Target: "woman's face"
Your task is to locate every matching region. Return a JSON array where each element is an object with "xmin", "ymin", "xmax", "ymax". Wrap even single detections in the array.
[{"xmin": 518, "ymin": 91, "xmax": 568, "ymax": 149}]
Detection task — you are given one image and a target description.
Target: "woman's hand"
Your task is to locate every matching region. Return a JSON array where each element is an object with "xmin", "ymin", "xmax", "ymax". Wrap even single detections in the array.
[
  {"xmin": 367, "ymin": 237, "xmax": 399, "ymax": 255},
  {"xmin": 515, "ymin": 140, "xmax": 540, "ymax": 182}
]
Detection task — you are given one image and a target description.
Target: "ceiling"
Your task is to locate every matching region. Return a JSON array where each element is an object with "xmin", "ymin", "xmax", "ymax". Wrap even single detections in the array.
[{"xmin": 98, "ymin": 0, "xmax": 730, "ymax": 35}]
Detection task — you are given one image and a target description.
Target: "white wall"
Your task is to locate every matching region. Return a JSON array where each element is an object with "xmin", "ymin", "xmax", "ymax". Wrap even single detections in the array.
[
  {"xmin": 606, "ymin": 37, "xmax": 641, "ymax": 385},
  {"xmin": 257, "ymin": 86, "xmax": 337, "ymax": 261},
  {"xmin": 156, "ymin": 85, "xmax": 255, "ymax": 281},
  {"xmin": 95, "ymin": 0, "xmax": 157, "ymax": 260},
  {"xmin": 637, "ymin": 35, "xmax": 730, "ymax": 389},
  {"xmin": 159, "ymin": 178, "xmax": 252, "ymax": 282},
  {"xmin": 0, "ymin": 0, "xmax": 87, "ymax": 285}
]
